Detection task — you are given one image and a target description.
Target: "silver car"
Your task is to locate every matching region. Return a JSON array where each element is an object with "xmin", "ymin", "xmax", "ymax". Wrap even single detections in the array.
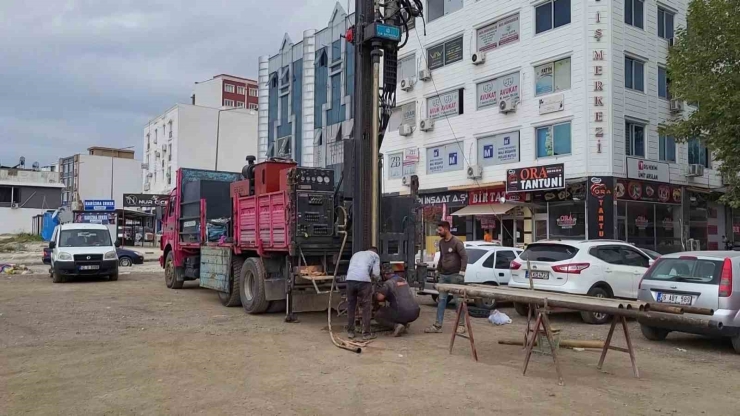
[{"xmin": 637, "ymin": 251, "xmax": 740, "ymax": 352}]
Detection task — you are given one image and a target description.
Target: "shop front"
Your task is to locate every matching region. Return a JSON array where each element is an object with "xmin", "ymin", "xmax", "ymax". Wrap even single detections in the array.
[
  {"xmin": 416, "ymin": 190, "xmax": 469, "ymax": 261},
  {"xmin": 453, "ymin": 186, "xmax": 530, "ymax": 247},
  {"xmin": 686, "ymin": 189, "xmax": 726, "ymax": 250}
]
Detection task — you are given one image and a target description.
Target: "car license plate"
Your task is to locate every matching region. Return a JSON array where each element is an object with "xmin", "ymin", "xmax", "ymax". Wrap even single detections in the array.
[
  {"xmin": 657, "ymin": 293, "xmax": 692, "ymax": 305},
  {"xmin": 527, "ymin": 270, "xmax": 549, "ymax": 280},
  {"xmin": 79, "ymin": 265, "xmax": 99, "ymax": 270}
]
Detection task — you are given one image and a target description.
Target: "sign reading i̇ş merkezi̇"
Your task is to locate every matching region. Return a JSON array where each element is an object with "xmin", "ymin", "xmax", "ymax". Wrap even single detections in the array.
[{"xmin": 506, "ymin": 163, "xmax": 565, "ymax": 192}]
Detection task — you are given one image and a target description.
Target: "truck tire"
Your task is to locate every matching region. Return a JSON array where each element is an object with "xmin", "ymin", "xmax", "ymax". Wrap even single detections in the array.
[
  {"xmin": 217, "ymin": 256, "xmax": 243, "ymax": 307},
  {"xmin": 52, "ymin": 270, "xmax": 64, "ymax": 284},
  {"xmin": 164, "ymin": 251, "xmax": 184, "ymax": 289},
  {"xmin": 580, "ymin": 287, "xmax": 612, "ymax": 325},
  {"xmin": 239, "ymin": 258, "xmax": 269, "ymax": 314}
]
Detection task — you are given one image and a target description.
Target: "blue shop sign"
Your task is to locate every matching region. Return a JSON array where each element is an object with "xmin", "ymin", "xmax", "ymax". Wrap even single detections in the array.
[{"xmin": 84, "ymin": 200, "xmax": 115, "ymax": 211}]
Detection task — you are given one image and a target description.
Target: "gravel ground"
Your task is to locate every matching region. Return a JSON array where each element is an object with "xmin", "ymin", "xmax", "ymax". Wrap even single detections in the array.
[{"xmin": 2, "ymin": 272, "xmax": 740, "ymax": 415}]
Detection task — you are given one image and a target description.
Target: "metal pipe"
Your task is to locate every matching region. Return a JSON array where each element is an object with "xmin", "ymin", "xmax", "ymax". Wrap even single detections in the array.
[{"xmin": 371, "ymin": 54, "xmax": 380, "ymax": 248}]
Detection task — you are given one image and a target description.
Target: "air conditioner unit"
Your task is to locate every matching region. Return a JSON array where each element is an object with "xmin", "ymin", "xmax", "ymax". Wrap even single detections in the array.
[
  {"xmin": 687, "ymin": 164, "xmax": 704, "ymax": 177},
  {"xmin": 418, "ymin": 69, "xmax": 431, "ymax": 82},
  {"xmin": 499, "ymin": 98, "xmax": 517, "ymax": 113},
  {"xmin": 402, "ymin": 175, "xmax": 412, "ymax": 187},
  {"xmin": 400, "ymin": 78, "xmax": 415, "ymax": 92},
  {"xmin": 399, "ymin": 124, "xmax": 414, "ymax": 136},
  {"xmin": 419, "ymin": 119, "xmax": 435, "ymax": 132},
  {"xmin": 670, "ymin": 100, "xmax": 684, "ymax": 113},
  {"xmin": 467, "ymin": 165, "xmax": 483, "ymax": 179},
  {"xmin": 471, "ymin": 52, "xmax": 486, "ymax": 65}
]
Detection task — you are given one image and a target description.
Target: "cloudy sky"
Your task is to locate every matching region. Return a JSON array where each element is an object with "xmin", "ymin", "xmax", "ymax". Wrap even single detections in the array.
[{"xmin": 0, "ymin": 0, "xmax": 349, "ymax": 167}]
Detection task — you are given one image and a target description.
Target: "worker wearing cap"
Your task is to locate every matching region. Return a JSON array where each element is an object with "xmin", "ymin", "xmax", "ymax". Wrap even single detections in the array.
[{"xmin": 375, "ymin": 264, "xmax": 420, "ymax": 337}]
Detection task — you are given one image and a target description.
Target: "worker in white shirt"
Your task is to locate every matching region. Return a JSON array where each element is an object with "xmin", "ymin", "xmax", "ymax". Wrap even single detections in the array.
[{"xmin": 345, "ymin": 247, "xmax": 380, "ymax": 340}]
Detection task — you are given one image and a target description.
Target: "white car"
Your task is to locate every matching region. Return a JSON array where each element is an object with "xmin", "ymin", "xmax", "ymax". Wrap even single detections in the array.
[
  {"xmin": 432, "ymin": 240, "xmax": 502, "ymax": 268},
  {"xmin": 49, "ymin": 223, "xmax": 120, "ymax": 283},
  {"xmin": 508, "ymin": 240, "xmax": 654, "ymax": 324}
]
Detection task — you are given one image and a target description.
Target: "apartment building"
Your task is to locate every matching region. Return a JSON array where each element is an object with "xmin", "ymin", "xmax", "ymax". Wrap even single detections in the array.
[
  {"xmin": 0, "ymin": 168, "xmax": 62, "ymax": 234},
  {"xmin": 381, "ymin": 0, "xmax": 727, "ymax": 254},
  {"xmin": 257, "ymin": 3, "xmax": 355, "ymax": 173},
  {"xmin": 142, "ymin": 104, "xmax": 258, "ymax": 195},
  {"xmin": 193, "ymin": 74, "xmax": 259, "ymax": 110}
]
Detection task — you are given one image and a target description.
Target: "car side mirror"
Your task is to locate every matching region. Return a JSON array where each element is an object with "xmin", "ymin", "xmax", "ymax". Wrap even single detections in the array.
[
  {"xmin": 648, "ymin": 259, "xmax": 655, "ymax": 267},
  {"xmin": 49, "ymin": 241, "xmax": 56, "ymax": 249},
  {"xmin": 115, "ymin": 239, "xmax": 122, "ymax": 248}
]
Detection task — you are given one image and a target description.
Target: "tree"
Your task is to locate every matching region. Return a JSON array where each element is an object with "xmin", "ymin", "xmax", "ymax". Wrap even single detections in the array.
[{"xmin": 663, "ymin": 0, "xmax": 740, "ymax": 207}]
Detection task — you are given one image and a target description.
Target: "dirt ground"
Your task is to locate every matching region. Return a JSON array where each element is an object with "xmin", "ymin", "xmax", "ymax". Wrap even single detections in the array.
[{"xmin": 2, "ymin": 272, "xmax": 740, "ymax": 415}]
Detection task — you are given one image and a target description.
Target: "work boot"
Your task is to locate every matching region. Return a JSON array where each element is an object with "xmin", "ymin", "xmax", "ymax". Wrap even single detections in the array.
[
  {"xmin": 362, "ymin": 333, "xmax": 377, "ymax": 341},
  {"xmin": 347, "ymin": 330, "xmax": 355, "ymax": 339},
  {"xmin": 424, "ymin": 323, "xmax": 443, "ymax": 333},
  {"xmin": 393, "ymin": 323, "xmax": 406, "ymax": 337}
]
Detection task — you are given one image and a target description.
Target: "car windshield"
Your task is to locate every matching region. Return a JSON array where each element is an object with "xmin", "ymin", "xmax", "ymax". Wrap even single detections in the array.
[
  {"xmin": 465, "ymin": 248, "xmax": 488, "ymax": 264},
  {"xmin": 641, "ymin": 248, "xmax": 661, "ymax": 260},
  {"xmin": 519, "ymin": 244, "xmax": 578, "ymax": 262},
  {"xmin": 643, "ymin": 258, "xmax": 723, "ymax": 285},
  {"xmin": 59, "ymin": 229, "xmax": 112, "ymax": 248}
]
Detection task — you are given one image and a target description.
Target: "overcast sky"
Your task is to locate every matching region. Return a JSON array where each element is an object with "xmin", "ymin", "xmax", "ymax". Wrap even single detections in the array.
[{"xmin": 0, "ymin": 0, "xmax": 349, "ymax": 167}]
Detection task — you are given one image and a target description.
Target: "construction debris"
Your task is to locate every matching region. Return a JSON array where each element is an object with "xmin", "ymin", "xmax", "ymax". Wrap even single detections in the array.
[{"xmin": 0, "ymin": 264, "xmax": 32, "ymax": 275}]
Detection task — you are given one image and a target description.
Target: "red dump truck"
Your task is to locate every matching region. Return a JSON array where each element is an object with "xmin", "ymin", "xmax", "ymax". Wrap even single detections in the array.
[{"xmin": 159, "ymin": 157, "xmax": 350, "ymax": 321}]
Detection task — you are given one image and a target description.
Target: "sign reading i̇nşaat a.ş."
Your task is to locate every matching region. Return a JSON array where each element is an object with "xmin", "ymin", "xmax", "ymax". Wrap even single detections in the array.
[{"xmin": 506, "ymin": 164, "xmax": 565, "ymax": 192}]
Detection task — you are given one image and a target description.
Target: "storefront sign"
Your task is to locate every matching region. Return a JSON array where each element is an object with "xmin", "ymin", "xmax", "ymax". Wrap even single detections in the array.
[
  {"xmin": 123, "ymin": 194, "xmax": 169, "ymax": 208},
  {"xmin": 557, "ymin": 214, "xmax": 577, "ymax": 229},
  {"xmin": 615, "ymin": 179, "xmax": 682, "ymax": 204},
  {"xmin": 507, "ymin": 163, "xmax": 565, "ymax": 192},
  {"xmin": 587, "ymin": 176, "xmax": 615, "ymax": 239},
  {"xmin": 476, "ymin": 72, "xmax": 520, "ymax": 109},
  {"xmin": 626, "ymin": 157, "xmax": 670, "ymax": 183},
  {"xmin": 635, "ymin": 215, "xmax": 649, "ymax": 230},
  {"xmin": 469, "ymin": 188, "xmax": 506, "ymax": 205},
  {"xmin": 476, "ymin": 14, "xmax": 520, "ymax": 52},
  {"xmin": 83, "ymin": 200, "xmax": 115, "ymax": 211},
  {"xmin": 403, "ymin": 147, "xmax": 419, "ymax": 163},
  {"xmin": 479, "ymin": 216, "xmax": 498, "ymax": 228},
  {"xmin": 75, "ymin": 212, "xmax": 117, "ymax": 225},
  {"xmin": 388, "ymin": 152, "xmax": 404, "ymax": 179},
  {"xmin": 663, "ymin": 217, "xmax": 675, "ymax": 230},
  {"xmin": 426, "ymin": 143, "xmax": 464, "ymax": 174},
  {"xmin": 532, "ymin": 182, "xmax": 586, "ymax": 203},
  {"xmin": 477, "ymin": 131, "xmax": 520, "ymax": 166},
  {"xmin": 539, "ymin": 93, "xmax": 564, "ymax": 115},
  {"xmin": 417, "ymin": 191, "xmax": 468, "ymax": 207}
]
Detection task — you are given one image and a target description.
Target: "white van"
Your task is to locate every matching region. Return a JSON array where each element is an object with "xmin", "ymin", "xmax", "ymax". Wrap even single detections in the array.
[{"xmin": 49, "ymin": 223, "xmax": 120, "ymax": 283}]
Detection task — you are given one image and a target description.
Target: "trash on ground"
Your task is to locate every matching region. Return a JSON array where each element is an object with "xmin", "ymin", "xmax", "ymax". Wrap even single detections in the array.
[{"xmin": 488, "ymin": 309, "xmax": 512, "ymax": 326}]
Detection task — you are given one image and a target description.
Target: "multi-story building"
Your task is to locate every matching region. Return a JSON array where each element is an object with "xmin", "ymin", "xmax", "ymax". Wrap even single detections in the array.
[
  {"xmin": 59, "ymin": 147, "xmax": 142, "ymax": 210},
  {"xmin": 0, "ymin": 167, "xmax": 62, "ymax": 234},
  {"xmin": 142, "ymin": 104, "xmax": 258, "ymax": 195},
  {"xmin": 381, "ymin": 0, "xmax": 728, "ymax": 256},
  {"xmin": 193, "ymin": 74, "xmax": 259, "ymax": 110},
  {"xmin": 257, "ymin": 3, "xmax": 355, "ymax": 174}
]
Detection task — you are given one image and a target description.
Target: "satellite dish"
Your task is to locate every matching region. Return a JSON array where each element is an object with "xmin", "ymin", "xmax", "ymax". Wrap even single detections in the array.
[
  {"xmin": 32, "ymin": 162, "xmax": 40, "ymax": 170},
  {"xmin": 19, "ymin": 156, "xmax": 25, "ymax": 166}
]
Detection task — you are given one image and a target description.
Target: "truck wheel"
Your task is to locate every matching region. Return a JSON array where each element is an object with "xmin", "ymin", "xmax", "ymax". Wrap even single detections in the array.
[
  {"xmin": 239, "ymin": 258, "xmax": 269, "ymax": 314},
  {"xmin": 731, "ymin": 335, "xmax": 740, "ymax": 354},
  {"xmin": 473, "ymin": 283, "xmax": 498, "ymax": 309},
  {"xmin": 580, "ymin": 287, "xmax": 612, "ymax": 325},
  {"xmin": 52, "ymin": 271, "xmax": 64, "ymax": 284},
  {"xmin": 164, "ymin": 251, "xmax": 183, "ymax": 289},
  {"xmin": 640, "ymin": 324, "xmax": 670, "ymax": 341},
  {"xmin": 217, "ymin": 257, "xmax": 243, "ymax": 307},
  {"xmin": 109, "ymin": 273, "xmax": 119, "ymax": 281}
]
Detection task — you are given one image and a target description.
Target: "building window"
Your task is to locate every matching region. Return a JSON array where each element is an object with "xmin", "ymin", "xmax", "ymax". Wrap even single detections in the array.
[
  {"xmin": 249, "ymin": 103, "xmax": 259, "ymax": 110},
  {"xmin": 146, "ymin": 134, "xmax": 150, "ymax": 150},
  {"xmin": 167, "ymin": 167, "xmax": 171, "ymax": 185},
  {"xmin": 428, "ymin": 0, "xmax": 463, "ymax": 22},
  {"xmin": 332, "ymin": 40, "xmax": 342, "ymax": 62},
  {"xmin": 625, "ymin": 121, "xmax": 646, "ymax": 157},
  {"xmin": 223, "ymin": 99, "xmax": 235, "ymax": 107},
  {"xmin": 314, "ymin": 49, "xmax": 328, "ymax": 128},
  {"xmin": 397, "ymin": 53, "xmax": 416, "ymax": 82},
  {"xmin": 426, "ymin": 88, "xmax": 464, "ymax": 120},
  {"xmin": 535, "ymin": 0, "xmax": 571, "ymax": 34},
  {"xmin": 659, "ymin": 134, "xmax": 676, "ymax": 162},
  {"xmin": 168, "ymin": 144, "xmax": 172, "ymax": 161},
  {"xmin": 535, "ymin": 58, "xmax": 571, "ymax": 96},
  {"xmin": 168, "ymin": 121, "xmax": 172, "ymax": 138},
  {"xmin": 688, "ymin": 138, "xmax": 710, "ymax": 168},
  {"xmin": 237, "ymin": 86, "xmax": 245, "ymax": 95},
  {"xmin": 625, "ymin": 0, "xmax": 644, "ymax": 29},
  {"xmin": 536, "ymin": 121, "xmax": 572, "ymax": 158},
  {"xmin": 249, "ymin": 88, "xmax": 258, "ymax": 97},
  {"xmin": 224, "ymin": 84, "xmax": 235, "ymax": 93},
  {"xmin": 236, "ymin": 101, "xmax": 245, "ymax": 108},
  {"xmin": 625, "ymin": 56, "xmax": 645, "ymax": 92},
  {"xmin": 658, "ymin": 8, "xmax": 675, "ymax": 40},
  {"xmin": 658, "ymin": 66, "xmax": 670, "ymax": 99},
  {"xmin": 327, "ymin": 73, "xmax": 344, "ymax": 125},
  {"xmin": 427, "ymin": 36, "xmax": 463, "ymax": 71}
]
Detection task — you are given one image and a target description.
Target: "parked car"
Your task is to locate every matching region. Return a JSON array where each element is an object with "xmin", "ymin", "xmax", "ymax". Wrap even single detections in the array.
[
  {"xmin": 432, "ymin": 240, "xmax": 503, "ymax": 268},
  {"xmin": 48, "ymin": 223, "xmax": 120, "ymax": 283},
  {"xmin": 44, "ymin": 246, "xmax": 142, "ymax": 267},
  {"xmin": 463, "ymin": 246, "xmax": 523, "ymax": 308},
  {"xmin": 508, "ymin": 240, "xmax": 654, "ymax": 324},
  {"xmin": 637, "ymin": 251, "xmax": 740, "ymax": 352}
]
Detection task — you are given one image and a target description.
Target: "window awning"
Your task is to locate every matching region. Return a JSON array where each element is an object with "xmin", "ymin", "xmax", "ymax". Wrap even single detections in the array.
[{"xmin": 452, "ymin": 203, "xmax": 517, "ymax": 217}]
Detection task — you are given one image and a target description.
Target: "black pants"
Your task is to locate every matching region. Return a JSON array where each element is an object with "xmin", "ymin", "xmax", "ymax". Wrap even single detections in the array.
[
  {"xmin": 375, "ymin": 306, "xmax": 420, "ymax": 329},
  {"xmin": 347, "ymin": 280, "xmax": 372, "ymax": 334}
]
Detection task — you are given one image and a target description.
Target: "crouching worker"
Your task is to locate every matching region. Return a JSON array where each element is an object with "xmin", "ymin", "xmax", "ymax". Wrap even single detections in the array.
[{"xmin": 375, "ymin": 264, "xmax": 420, "ymax": 337}]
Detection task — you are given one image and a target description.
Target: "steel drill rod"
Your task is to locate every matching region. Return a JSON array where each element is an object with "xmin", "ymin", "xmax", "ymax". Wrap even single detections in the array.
[{"xmin": 641, "ymin": 302, "xmax": 714, "ymax": 316}]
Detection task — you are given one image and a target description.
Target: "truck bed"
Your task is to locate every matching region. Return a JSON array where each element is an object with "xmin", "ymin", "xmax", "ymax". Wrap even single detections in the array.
[{"xmin": 234, "ymin": 190, "xmax": 290, "ymax": 252}]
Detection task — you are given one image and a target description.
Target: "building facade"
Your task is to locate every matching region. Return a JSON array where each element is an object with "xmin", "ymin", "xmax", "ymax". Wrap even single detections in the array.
[
  {"xmin": 142, "ymin": 104, "xmax": 258, "ymax": 195},
  {"xmin": 59, "ymin": 147, "xmax": 142, "ymax": 210},
  {"xmin": 381, "ymin": 0, "xmax": 727, "ymax": 257},
  {"xmin": 257, "ymin": 3, "xmax": 355, "ymax": 174},
  {"xmin": 193, "ymin": 74, "xmax": 259, "ymax": 110},
  {"xmin": 0, "ymin": 168, "xmax": 63, "ymax": 234}
]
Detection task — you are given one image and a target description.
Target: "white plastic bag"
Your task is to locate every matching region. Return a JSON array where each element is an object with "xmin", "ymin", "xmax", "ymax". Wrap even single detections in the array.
[{"xmin": 488, "ymin": 309, "xmax": 512, "ymax": 326}]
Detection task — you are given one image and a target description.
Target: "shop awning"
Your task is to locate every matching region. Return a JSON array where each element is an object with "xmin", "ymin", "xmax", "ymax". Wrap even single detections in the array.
[{"xmin": 452, "ymin": 203, "xmax": 517, "ymax": 217}]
